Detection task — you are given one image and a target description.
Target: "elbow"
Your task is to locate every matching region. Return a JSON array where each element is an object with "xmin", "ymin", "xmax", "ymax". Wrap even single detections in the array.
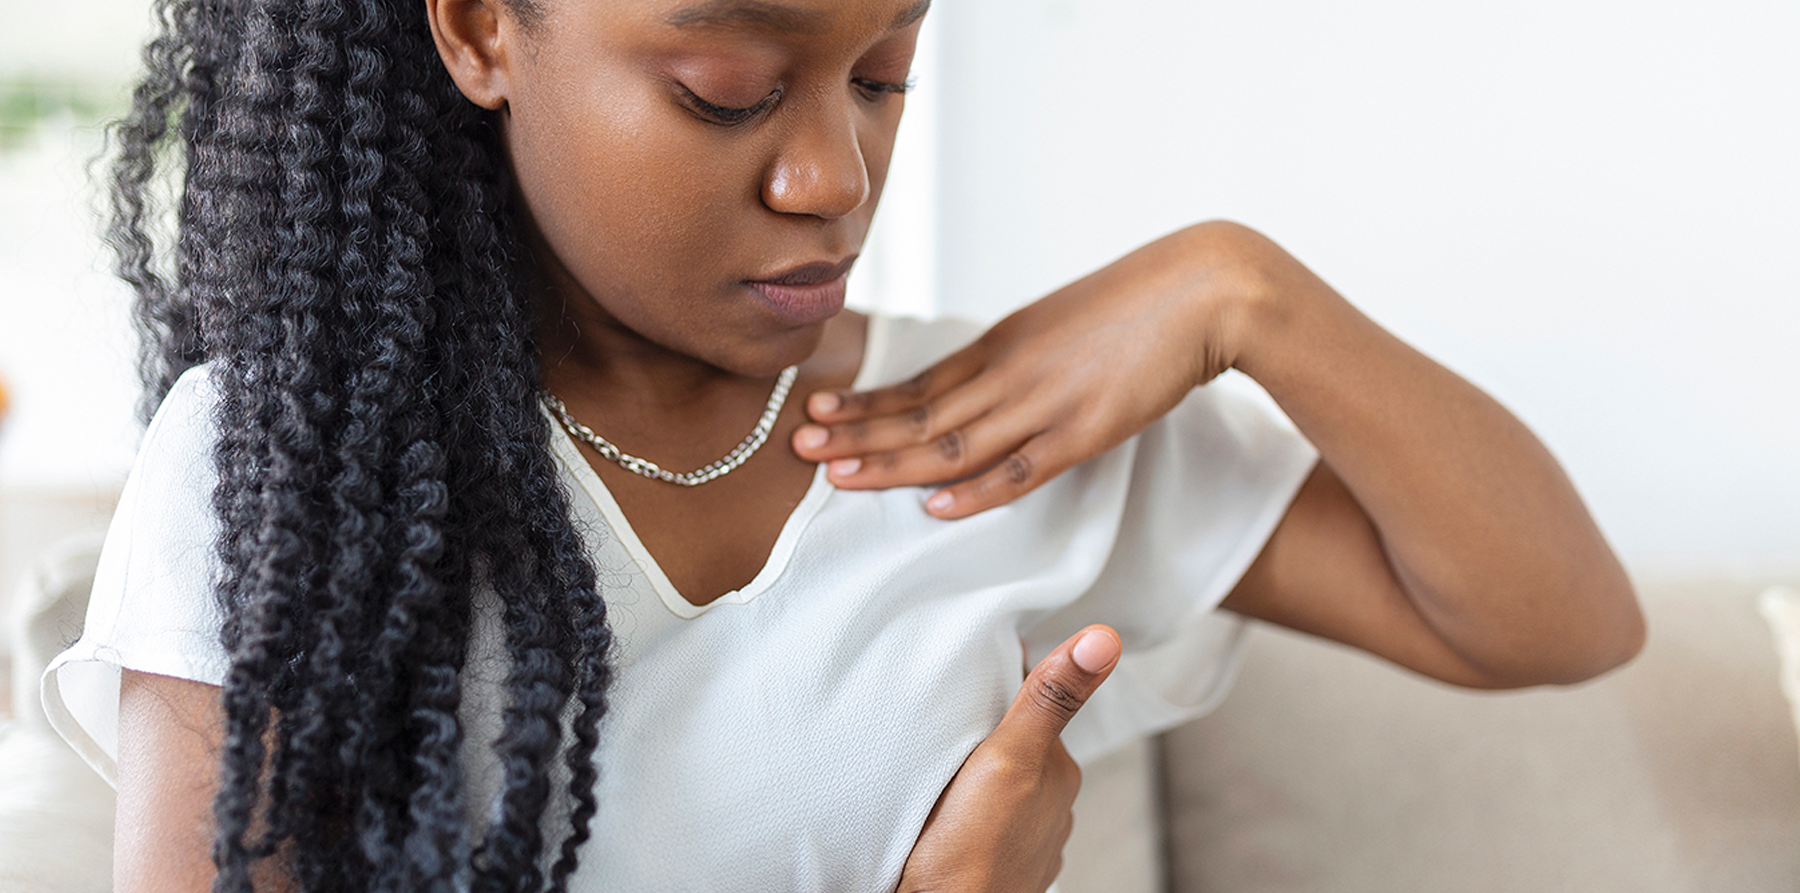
[
  {"xmin": 1563, "ymin": 576, "xmax": 1647, "ymax": 684},
  {"xmin": 1441, "ymin": 563, "xmax": 1646, "ymax": 691},
  {"xmin": 1493, "ymin": 570, "xmax": 1648, "ymax": 690},
  {"xmin": 1605, "ymin": 579, "xmax": 1648, "ymax": 667},
  {"xmin": 1562, "ymin": 560, "xmax": 1646, "ymax": 683}
]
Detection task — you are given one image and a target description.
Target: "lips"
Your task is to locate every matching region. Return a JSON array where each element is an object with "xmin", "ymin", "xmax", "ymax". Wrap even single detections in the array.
[
  {"xmin": 750, "ymin": 256, "xmax": 858, "ymax": 287},
  {"xmin": 745, "ymin": 255, "xmax": 857, "ymax": 325}
]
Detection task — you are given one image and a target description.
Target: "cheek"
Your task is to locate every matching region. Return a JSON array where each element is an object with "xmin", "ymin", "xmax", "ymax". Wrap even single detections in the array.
[
  {"xmin": 504, "ymin": 62, "xmax": 756, "ymax": 297},
  {"xmin": 863, "ymin": 112, "xmax": 898, "ymax": 202}
]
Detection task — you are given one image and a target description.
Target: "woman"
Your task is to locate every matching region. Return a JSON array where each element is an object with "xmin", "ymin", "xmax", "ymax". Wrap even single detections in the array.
[{"xmin": 42, "ymin": 0, "xmax": 1645, "ymax": 890}]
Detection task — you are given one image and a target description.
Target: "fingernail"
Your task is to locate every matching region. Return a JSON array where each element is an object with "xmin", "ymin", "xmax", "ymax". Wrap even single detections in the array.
[
  {"xmin": 828, "ymin": 457, "xmax": 861, "ymax": 477},
  {"xmin": 811, "ymin": 392, "xmax": 842, "ymax": 414},
  {"xmin": 796, "ymin": 426, "xmax": 828, "ymax": 450},
  {"xmin": 925, "ymin": 491, "xmax": 953, "ymax": 513},
  {"xmin": 1071, "ymin": 629, "xmax": 1120, "ymax": 674}
]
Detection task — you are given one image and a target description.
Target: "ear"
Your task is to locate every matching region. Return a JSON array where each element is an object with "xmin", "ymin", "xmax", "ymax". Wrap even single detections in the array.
[{"xmin": 426, "ymin": 0, "xmax": 518, "ymax": 111}]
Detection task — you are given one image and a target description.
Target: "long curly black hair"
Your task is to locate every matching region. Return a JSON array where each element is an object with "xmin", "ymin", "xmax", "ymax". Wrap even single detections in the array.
[{"xmin": 106, "ymin": 0, "xmax": 613, "ymax": 889}]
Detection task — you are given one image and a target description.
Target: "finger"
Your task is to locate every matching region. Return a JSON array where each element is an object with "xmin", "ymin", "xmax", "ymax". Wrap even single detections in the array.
[
  {"xmin": 820, "ymin": 403, "xmax": 1042, "ymax": 489},
  {"xmin": 920, "ymin": 433, "xmax": 1067, "ymax": 520},
  {"xmin": 988, "ymin": 625, "xmax": 1121, "ymax": 754},
  {"xmin": 792, "ymin": 371, "xmax": 1006, "ymax": 464},
  {"xmin": 1040, "ymin": 736, "xmax": 1082, "ymax": 807},
  {"xmin": 803, "ymin": 343, "xmax": 987, "ymax": 424}
]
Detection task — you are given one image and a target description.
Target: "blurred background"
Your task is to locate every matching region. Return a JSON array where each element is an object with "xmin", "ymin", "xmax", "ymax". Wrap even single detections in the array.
[
  {"xmin": 864, "ymin": 0, "xmax": 1800, "ymax": 579},
  {"xmin": 1, "ymin": 0, "xmax": 1796, "ymax": 612}
]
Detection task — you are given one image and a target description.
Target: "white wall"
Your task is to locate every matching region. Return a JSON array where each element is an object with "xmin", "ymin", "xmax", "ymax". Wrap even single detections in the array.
[
  {"xmin": 917, "ymin": 0, "xmax": 1800, "ymax": 575},
  {"xmin": 0, "ymin": 0, "xmax": 148, "ymax": 495},
  {"xmin": 2, "ymin": 0, "xmax": 1795, "ymax": 576},
  {"xmin": 0, "ymin": 0, "xmax": 148, "ymax": 83},
  {"xmin": 0, "ymin": 122, "xmax": 141, "ymax": 494}
]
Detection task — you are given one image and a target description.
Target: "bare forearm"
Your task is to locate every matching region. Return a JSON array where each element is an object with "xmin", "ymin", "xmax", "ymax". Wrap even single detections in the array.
[
  {"xmin": 793, "ymin": 217, "xmax": 1643, "ymax": 684},
  {"xmin": 1223, "ymin": 226, "xmax": 1643, "ymax": 683}
]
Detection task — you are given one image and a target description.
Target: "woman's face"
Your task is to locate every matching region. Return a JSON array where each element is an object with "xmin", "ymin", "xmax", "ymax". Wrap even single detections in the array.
[{"xmin": 496, "ymin": 0, "xmax": 926, "ymax": 375}]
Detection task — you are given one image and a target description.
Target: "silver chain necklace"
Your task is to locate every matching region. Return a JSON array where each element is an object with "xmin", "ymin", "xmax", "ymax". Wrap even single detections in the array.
[{"xmin": 542, "ymin": 365, "xmax": 799, "ymax": 487}]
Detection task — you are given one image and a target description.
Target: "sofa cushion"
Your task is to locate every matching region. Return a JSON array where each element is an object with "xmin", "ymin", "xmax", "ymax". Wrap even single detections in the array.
[
  {"xmin": 1059, "ymin": 736, "xmax": 1163, "ymax": 893},
  {"xmin": 1160, "ymin": 577, "xmax": 1800, "ymax": 893},
  {"xmin": 0, "ymin": 722, "xmax": 115, "ymax": 893},
  {"xmin": 2, "ymin": 536, "xmax": 112, "ymax": 893}
]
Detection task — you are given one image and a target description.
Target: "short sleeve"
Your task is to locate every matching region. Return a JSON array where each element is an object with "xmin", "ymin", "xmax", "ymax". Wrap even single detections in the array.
[
  {"xmin": 1023, "ymin": 377, "xmax": 1317, "ymax": 763},
  {"xmin": 40, "ymin": 364, "xmax": 230, "ymax": 786}
]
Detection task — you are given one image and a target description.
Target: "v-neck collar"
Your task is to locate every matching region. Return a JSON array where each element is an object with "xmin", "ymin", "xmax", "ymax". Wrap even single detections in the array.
[{"xmin": 544, "ymin": 314, "xmax": 891, "ymax": 620}]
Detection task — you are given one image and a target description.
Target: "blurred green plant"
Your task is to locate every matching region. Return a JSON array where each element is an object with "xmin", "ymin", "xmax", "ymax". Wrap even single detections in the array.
[{"xmin": 0, "ymin": 79, "xmax": 120, "ymax": 153}]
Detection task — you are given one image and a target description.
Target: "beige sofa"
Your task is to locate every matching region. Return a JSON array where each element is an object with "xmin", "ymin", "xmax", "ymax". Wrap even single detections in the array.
[
  {"xmin": 1058, "ymin": 576, "xmax": 1800, "ymax": 893},
  {"xmin": 4, "ymin": 497, "xmax": 1798, "ymax": 892}
]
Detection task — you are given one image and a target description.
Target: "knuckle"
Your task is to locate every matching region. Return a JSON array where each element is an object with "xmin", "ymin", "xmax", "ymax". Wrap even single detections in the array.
[
  {"xmin": 936, "ymin": 430, "xmax": 965, "ymax": 464},
  {"xmin": 1004, "ymin": 452, "xmax": 1034, "ymax": 486},
  {"xmin": 845, "ymin": 390, "xmax": 877, "ymax": 413},
  {"xmin": 968, "ymin": 750, "xmax": 1032, "ymax": 787},
  {"xmin": 843, "ymin": 420, "xmax": 869, "ymax": 444},
  {"xmin": 906, "ymin": 404, "xmax": 932, "ymax": 439},
  {"xmin": 1029, "ymin": 675, "xmax": 1084, "ymax": 721}
]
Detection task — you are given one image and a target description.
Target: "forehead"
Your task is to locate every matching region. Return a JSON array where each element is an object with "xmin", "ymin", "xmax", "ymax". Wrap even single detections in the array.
[{"xmin": 653, "ymin": 0, "xmax": 930, "ymax": 37}]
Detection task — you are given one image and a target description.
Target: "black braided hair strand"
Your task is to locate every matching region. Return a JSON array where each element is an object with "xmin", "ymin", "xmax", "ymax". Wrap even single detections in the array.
[{"xmin": 104, "ymin": 0, "xmax": 613, "ymax": 889}]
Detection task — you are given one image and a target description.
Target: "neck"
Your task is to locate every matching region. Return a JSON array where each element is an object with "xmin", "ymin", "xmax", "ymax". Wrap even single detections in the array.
[
  {"xmin": 522, "ymin": 232, "xmax": 864, "ymax": 460},
  {"xmin": 530, "ymin": 246, "xmax": 779, "ymax": 412},
  {"xmin": 541, "ymin": 309, "xmax": 759, "ymax": 409},
  {"xmin": 529, "ymin": 275, "xmax": 856, "ymax": 473}
]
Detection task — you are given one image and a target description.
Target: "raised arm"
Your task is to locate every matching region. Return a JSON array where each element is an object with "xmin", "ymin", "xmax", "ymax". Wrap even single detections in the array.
[
  {"xmin": 1211, "ymin": 223, "xmax": 1641, "ymax": 686},
  {"xmin": 793, "ymin": 221, "xmax": 1643, "ymax": 688}
]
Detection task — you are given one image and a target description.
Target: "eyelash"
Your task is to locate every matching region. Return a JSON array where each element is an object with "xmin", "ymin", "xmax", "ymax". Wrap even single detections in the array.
[
  {"xmin": 854, "ymin": 76, "xmax": 916, "ymax": 99},
  {"xmin": 681, "ymin": 85, "xmax": 784, "ymax": 126},
  {"xmin": 681, "ymin": 77, "xmax": 915, "ymax": 127}
]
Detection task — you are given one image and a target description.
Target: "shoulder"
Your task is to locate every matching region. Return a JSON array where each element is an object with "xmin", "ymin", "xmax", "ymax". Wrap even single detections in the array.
[
  {"xmin": 147, "ymin": 362, "xmax": 222, "ymax": 441},
  {"xmin": 127, "ymin": 362, "xmax": 223, "ymax": 476},
  {"xmin": 1120, "ymin": 376, "xmax": 1318, "ymax": 527},
  {"xmin": 855, "ymin": 313, "xmax": 986, "ymax": 388},
  {"xmin": 1148, "ymin": 375, "xmax": 1315, "ymax": 467},
  {"xmin": 116, "ymin": 363, "xmax": 226, "ymax": 524},
  {"xmin": 98, "ymin": 359, "xmax": 228, "ymax": 611},
  {"xmin": 41, "ymin": 362, "xmax": 231, "ymax": 782}
]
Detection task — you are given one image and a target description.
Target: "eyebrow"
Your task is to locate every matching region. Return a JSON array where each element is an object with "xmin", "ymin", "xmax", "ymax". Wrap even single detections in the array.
[
  {"xmin": 891, "ymin": 0, "xmax": 931, "ymax": 29},
  {"xmin": 666, "ymin": 0, "xmax": 931, "ymax": 35},
  {"xmin": 666, "ymin": 1, "xmax": 828, "ymax": 34}
]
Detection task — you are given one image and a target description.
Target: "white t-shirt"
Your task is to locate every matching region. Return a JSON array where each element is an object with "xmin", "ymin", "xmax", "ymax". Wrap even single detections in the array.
[{"xmin": 44, "ymin": 313, "xmax": 1316, "ymax": 892}]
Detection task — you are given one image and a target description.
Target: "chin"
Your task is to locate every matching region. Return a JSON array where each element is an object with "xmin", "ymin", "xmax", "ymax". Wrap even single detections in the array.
[{"xmin": 706, "ymin": 315, "xmax": 833, "ymax": 377}]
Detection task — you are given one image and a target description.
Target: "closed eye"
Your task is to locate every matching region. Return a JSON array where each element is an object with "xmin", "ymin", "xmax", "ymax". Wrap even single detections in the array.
[
  {"xmin": 680, "ymin": 84, "xmax": 784, "ymax": 126},
  {"xmin": 853, "ymin": 76, "xmax": 915, "ymax": 99}
]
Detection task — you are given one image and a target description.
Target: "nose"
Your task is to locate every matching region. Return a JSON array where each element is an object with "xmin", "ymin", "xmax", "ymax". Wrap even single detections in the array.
[{"xmin": 763, "ymin": 100, "xmax": 872, "ymax": 220}]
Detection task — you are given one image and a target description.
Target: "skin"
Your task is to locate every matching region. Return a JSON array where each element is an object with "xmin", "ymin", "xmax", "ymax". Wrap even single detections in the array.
[
  {"xmin": 792, "ymin": 222, "xmax": 1645, "ymax": 688},
  {"xmin": 113, "ymin": 0, "xmax": 1647, "ymax": 890},
  {"xmin": 119, "ymin": 625, "xmax": 1120, "ymax": 893},
  {"xmin": 469, "ymin": 0, "xmax": 920, "ymax": 600},
  {"xmin": 118, "ymin": 1, "xmax": 1112, "ymax": 891}
]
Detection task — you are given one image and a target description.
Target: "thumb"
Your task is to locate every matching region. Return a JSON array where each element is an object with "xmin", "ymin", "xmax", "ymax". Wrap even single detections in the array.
[{"xmin": 991, "ymin": 625, "xmax": 1121, "ymax": 752}]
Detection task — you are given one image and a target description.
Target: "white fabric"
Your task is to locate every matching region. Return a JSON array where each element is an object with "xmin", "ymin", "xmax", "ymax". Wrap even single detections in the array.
[
  {"xmin": 1761, "ymin": 586, "xmax": 1800, "ymax": 773},
  {"xmin": 43, "ymin": 313, "xmax": 1316, "ymax": 892}
]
